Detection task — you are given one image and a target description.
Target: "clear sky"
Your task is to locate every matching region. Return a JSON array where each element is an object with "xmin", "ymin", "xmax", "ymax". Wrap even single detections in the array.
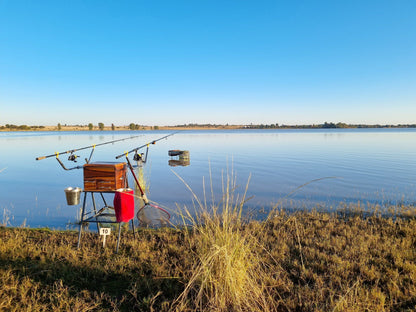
[{"xmin": 0, "ymin": 1, "xmax": 415, "ymax": 126}]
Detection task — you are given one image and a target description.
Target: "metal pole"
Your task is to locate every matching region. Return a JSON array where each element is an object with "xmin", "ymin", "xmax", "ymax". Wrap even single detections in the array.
[
  {"xmin": 132, "ymin": 219, "xmax": 136, "ymax": 238},
  {"xmin": 116, "ymin": 223, "xmax": 122, "ymax": 254},
  {"xmin": 91, "ymin": 193, "xmax": 100, "ymax": 232},
  {"xmin": 77, "ymin": 192, "xmax": 88, "ymax": 249}
]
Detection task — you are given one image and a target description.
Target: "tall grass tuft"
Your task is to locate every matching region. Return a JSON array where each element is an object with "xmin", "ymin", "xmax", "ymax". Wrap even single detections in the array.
[{"xmin": 173, "ymin": 169, "xmax": 277, "ymax": 311}]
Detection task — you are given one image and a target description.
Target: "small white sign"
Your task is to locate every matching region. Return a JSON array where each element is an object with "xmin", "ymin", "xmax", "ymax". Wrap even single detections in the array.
[
  {"xmin": 100, "ymin": 227, "xmax": 111, "ymax": 247},
  {"xmin": 100, "ymin": 227, "xmax": 111, "ymax": 236}
]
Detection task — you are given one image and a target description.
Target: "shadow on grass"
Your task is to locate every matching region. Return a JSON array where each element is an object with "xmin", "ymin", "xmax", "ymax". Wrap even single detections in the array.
[{"xmin": 0, "ymin": 228, "xmax": 185, "ymax": 311}]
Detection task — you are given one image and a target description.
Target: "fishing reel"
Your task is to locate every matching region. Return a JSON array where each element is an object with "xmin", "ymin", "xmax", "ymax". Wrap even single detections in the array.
[
  {"xmin": 133, "ymin": 151, "xmax": 144, "ymax": 162},
  {"xmin": 133, "ymin": 147, "xmax": 149, "ymax": 167},
  {"xmin": 68, "ymin": 153, "xmax": 79, "ymax": 162}
]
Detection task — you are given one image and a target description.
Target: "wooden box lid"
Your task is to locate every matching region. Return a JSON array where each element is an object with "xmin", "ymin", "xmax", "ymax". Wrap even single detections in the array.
[
  {"xmin": 83, "ymin": 162, "xmax": 126, "ymax": 170},
  {"xmin": 83, "ymin": 162, "xmax": 127, "ymax": 192}
]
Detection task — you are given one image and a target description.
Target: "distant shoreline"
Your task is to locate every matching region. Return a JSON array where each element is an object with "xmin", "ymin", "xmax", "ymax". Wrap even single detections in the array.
[
  {"xmin": 0, "ymin": 125, "xmax": 241, "ymax": 132},
  {"xmin": 1, "ymin": 122, "xmax": 416, "ymax": 132}
]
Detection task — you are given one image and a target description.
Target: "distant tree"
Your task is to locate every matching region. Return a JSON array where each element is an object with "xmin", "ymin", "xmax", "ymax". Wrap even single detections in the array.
[
  {"xmin": 336, "ymin": 122, "xmax": 348, "ymax": 128},
  {"xmin": 88, "ymin": 123, "xmax": 93, "ymax": 131},
  {"xmin": 129, "ymin": 123, "xmax": 135, "ymax": 130},
  {"xmin": 57, "ymin": 123, "xmax": 62, "ymax": 131},
  {"xmin": 111, "ymin": 123, "xmax": 115, "ymax": 131},
  {"xmin": 98, "ymin": 122, "xmax": 104, "ymax": 131},
  {"xmin": 323, "ymin": 122, "xmax": 336, "ymax": 129},
  {"xmin": 154, "ymin": 125, "xmax": 159, "ymax": 130}
]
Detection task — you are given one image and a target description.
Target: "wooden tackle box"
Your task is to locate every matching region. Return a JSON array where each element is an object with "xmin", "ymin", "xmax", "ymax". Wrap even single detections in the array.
[{"xmin": 83, "ymin": 162, "xmax": 127, "ymax": 192}]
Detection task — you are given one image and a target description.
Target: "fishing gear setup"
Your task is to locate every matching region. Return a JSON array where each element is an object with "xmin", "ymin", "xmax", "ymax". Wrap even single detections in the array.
[
  {"xmin": 35, "ymin": 132, "xmax": 177, "ymax": 252},
  {"xmin": 35, "ymin": 135, "xmax": 143, "ymax": 170}
]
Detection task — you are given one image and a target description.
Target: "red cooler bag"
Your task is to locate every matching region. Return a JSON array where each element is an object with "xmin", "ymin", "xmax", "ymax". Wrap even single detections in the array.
[{"xmin": 113, "ymin": 188, "xmax": 134, "ymax": 222}]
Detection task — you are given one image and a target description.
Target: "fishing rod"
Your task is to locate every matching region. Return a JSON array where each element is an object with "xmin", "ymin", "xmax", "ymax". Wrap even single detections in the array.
[
  {"xmin": 35, "ymin": 134, "xmax": 143, "ymax": 170},
  {"xmin": 115, "ymin": 132, "xmax": 178, "ymax": 160}
]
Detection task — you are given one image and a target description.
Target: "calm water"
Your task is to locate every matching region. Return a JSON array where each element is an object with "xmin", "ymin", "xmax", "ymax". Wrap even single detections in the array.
[{"xmin": 1, "ymin": 129, "xmax": 415, "ymax": 228}]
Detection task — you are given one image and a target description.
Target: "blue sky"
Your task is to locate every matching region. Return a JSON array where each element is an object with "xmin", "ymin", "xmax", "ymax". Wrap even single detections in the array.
[{"xmin": 0, "ymin": 1, "xmax": 415, "ymax": 126}]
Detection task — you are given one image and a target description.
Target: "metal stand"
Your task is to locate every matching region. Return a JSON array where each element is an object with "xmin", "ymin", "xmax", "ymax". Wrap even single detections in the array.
[{"xmin": 77, "ymin": 191, "xmax": 136, "ymax": 253}]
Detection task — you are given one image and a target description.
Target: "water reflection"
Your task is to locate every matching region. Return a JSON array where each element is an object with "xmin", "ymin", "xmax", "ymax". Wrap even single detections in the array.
[{"xmin": 169, "ymin": 159, "xmax": 190, "ymax": 167}]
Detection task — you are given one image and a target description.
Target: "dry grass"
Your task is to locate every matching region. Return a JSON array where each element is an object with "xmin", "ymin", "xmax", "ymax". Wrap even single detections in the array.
[
  {"xmin": 1, "ymin": 205, "xmax": 416, "ymax": 311},
  {"xmin": 172, "ymin": 171, "xmax": 277, "ymax": 311},
  {"xmin": 260, "ymin": 209, "xmax": 416, "ymax": 311},
  {"xmin": 0, "ymin": 226, "xmax": 189, "ymax": 311}
]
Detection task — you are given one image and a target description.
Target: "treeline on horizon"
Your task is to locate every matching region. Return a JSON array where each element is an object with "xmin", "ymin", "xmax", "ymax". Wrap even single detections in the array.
[
  {"xmin": 0, "ymin": 123, "xmax": 157, "ymax": 130},
  {"xmin": 174, "ymin": 122, "xmax": 416, "ymax": 129},
  {"xmin": 0, "ymin": 124, "xmax": 45, "ymax": 130},
  {"xmin": 1, "ymin": 122, "xmax": 416, "ymax": 130}
]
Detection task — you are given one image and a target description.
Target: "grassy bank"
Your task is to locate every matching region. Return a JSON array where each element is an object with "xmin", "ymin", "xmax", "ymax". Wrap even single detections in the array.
[{"xmin": 1, "ymin": 210, "xmax": 416, "ymax": 311}]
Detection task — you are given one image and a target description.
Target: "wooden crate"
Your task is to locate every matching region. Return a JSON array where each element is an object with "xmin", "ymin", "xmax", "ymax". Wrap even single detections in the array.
[{"xmin": 83, "ymin": 162, "xmax": 127, "ymax": 192}]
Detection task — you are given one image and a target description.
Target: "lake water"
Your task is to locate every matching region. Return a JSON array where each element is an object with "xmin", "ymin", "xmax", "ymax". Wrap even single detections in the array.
[{"xmin": 1, "ymin": 129, "xmax": 415, "ymax": 229}]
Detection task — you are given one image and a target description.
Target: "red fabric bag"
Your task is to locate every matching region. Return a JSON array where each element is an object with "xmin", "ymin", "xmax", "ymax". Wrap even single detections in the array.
[{"xmin": 113, "ymin": 188, "xmax": 134, "ymax": 222}]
